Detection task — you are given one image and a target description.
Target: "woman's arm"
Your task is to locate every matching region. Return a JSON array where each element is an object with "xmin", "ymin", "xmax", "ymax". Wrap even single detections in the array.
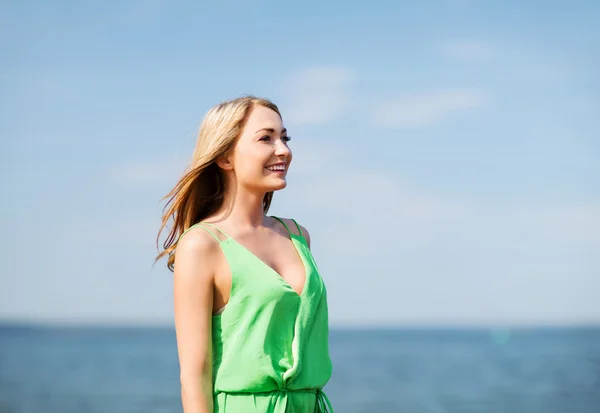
[{"xmin": 173, "ymin": 230, "xmax": 218, "ymax": 413}]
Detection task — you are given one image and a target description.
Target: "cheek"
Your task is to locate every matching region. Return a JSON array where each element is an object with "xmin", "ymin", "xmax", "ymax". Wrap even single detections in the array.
[{"xmin": 233, "ymin": 145, "xmax": 269, "ymax": 174}]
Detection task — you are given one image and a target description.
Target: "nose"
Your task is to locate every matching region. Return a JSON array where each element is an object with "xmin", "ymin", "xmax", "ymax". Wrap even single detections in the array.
[{"xmin": 274, "ymin": 139, "xmax": 291, "ymax": 158}]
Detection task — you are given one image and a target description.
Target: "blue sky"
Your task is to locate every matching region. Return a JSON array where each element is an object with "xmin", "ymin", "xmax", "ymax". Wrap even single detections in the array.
[{"xmin": 1, "ymin": 0, "xmax": 598, "ymax": 327}]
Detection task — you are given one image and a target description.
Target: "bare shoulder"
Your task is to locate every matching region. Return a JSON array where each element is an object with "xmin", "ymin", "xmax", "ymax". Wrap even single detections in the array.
[
  {"xmin": 174, "ymin": 226, "xmax": 221, "ymax": 279},
  {"xmin": 274, "ymin": 217, "xmax": 312, "ymax": 248}
]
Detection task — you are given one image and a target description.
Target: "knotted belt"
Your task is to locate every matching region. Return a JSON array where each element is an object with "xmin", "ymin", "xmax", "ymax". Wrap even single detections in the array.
[
  {"xmin": 215, "ymin": 388, "xmax": 333, "ymax": 412},
  {"xmin": 313, "ymin": 388, "xmax": 334, "ymax": 413}
]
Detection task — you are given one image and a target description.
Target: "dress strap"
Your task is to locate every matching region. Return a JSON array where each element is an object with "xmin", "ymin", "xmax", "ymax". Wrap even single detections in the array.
[
  {"xmin": 290, "ymin": 218, "xmax": 303, "ymax": 237},
  {"xmin": 272, "ymin": 216, "xmax": 291, "ymax": 234},
  {"xmin": 272, "ymin": 216, "xmax": 303, "ymax": 237},
  {"xmin": 178, "ymin": 222, "xmax": 225, "ymax": 243},
  {"xmin": 202, "ymin": 222, "xmax": 230, "ymax": 240}
]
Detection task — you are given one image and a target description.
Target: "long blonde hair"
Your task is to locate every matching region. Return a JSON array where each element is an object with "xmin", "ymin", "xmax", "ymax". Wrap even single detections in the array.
[{"xmin": 156, "ymin": 95, "xmax": 282, "ymax": 271}]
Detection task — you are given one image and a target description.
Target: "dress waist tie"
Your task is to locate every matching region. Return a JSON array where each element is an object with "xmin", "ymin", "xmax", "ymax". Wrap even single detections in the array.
[{"xmin": 214, "ymin": 388, "xmax": 333, "ymax": 413}]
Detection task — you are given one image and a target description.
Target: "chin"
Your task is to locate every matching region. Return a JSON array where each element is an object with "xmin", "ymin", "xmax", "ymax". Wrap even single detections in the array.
[{"xmin": 266, "ymin": 179, "xmax": 288, "ymax": 192}]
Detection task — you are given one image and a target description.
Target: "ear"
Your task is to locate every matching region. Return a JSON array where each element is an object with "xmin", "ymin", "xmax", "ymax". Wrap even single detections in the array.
[{"xmin": 215, "ymin": 153, "xmax": 234, "ymax": 171}]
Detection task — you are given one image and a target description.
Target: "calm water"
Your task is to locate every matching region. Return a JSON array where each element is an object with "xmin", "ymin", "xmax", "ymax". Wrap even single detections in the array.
[{"xmin": 0, "ymin": 324, "xmax": 599, "ymax": 413}]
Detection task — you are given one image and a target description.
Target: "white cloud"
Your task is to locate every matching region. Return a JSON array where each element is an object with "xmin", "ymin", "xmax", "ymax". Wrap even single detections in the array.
[
  {"xmin": 110, "ymin": 156, "xmax": 187, "ymax": 187},
  {"xmin": 501, "ymin": 204, "xmax": 600, "ymax": 243},
  {"xmin": 66, "ymin": 216, "xmax": 160, "ymax": 247},
  {"xmin": 313, "ymin": 172, "xmax": 600, "ymax": 252},
  {"xmin": 119, "ymin": 0, "xmax": 171, "ymax": 25},
  {"xmin": 372, "ymin": 89, "xmax": 488, "ymax": 128},
  {"xmin": 279, "ymin": 66, "xmax": 356, "ymax": 126},
  {"xmin": 440, "ymin": 40, "xmax": 493, "ymax": 61}
]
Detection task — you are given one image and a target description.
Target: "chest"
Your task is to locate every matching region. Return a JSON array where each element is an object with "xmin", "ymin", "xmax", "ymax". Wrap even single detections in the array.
[{"xmin": 233, "ymin": 232, "xmax": 307, "ymax": 295}]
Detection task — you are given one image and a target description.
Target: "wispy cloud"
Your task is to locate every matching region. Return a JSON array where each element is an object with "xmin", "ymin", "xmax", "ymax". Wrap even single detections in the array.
[
  {"xmin": 66, "ymin": 216, "xmax": 159, "ymax": 247},
  {"xmin": 119, "ymin": 0, "xmax": 171, "ymax": 25},
  {"xmin": 440, "ymin": 40, "xmax": 493, "ymax": 61},
  {"xmin": 279, "ymin": 66, "xmax": 356, "ymax": 126},
  {"xmin": 372, "ymin": 89, "xmax": 488, "ymax": 128},
  {"xmin": 306, "ymin": 170, "xmax": 600, "ymax": 258},
  {"xmin": 110, "ymin": 157, "xmax": 187, "ymax": 187}
]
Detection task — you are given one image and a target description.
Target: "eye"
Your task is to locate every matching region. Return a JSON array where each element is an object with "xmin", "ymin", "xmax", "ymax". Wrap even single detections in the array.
[
  {"xmin": 282, "ymin": 136, "xmax": 291, "ymax": 142},
  {"xmin": 259, "ymin": 135, "xmax": 271, "ymax": 142}
]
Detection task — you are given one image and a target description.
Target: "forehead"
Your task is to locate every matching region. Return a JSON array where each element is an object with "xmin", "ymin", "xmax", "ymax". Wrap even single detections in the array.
[{"xmin": 243, "ymin": 105, "xmax": 283, "ymax": 132}]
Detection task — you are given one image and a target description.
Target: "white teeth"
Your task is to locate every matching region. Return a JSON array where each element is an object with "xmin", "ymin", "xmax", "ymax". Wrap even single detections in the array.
[{"xmin": 266, "ymin": 165, "xmax": 285, "ymax": 171}]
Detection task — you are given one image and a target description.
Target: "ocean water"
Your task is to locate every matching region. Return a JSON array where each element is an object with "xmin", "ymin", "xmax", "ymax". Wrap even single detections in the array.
[{"xmin": 0, "ymin": 325, "xmax": 598, "ymax": 413}]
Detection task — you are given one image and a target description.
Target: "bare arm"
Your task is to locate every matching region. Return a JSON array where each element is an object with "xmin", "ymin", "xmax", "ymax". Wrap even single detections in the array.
[{"xmin": 173, "ymin": 230, "xmax": 217, "ymax": 413}]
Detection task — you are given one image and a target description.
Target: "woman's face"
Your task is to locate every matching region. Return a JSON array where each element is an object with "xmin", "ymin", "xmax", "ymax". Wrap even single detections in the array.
[{"xmin": 228, "ymin": 105, "xmax": 292, "ymax": 192}]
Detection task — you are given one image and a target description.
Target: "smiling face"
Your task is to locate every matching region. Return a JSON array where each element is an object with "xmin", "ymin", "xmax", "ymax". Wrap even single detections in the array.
[{"xmin": 221, "ymin": 104, "xmax": 292, "ymax": 193}]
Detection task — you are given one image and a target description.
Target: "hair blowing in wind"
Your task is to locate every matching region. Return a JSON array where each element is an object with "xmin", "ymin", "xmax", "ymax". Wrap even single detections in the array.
[{"xmin": 155, "ymin": 96, "xmax": 281, "ymax": 271}]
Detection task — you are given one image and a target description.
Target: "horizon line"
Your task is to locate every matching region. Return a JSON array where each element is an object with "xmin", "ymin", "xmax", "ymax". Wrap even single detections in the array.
[{"xmin": 1, "ymin": 318, "xmax": 599, "ymax": 331}]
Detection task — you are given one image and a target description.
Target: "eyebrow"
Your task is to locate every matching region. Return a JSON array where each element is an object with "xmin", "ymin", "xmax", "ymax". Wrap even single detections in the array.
[{"xmin": 255, "ymin": 127, "xmax": 287, "ymax": 135}]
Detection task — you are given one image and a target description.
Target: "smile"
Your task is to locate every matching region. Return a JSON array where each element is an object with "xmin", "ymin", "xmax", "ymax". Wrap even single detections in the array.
[{"xmin": 265, "ymin": 164, "xmax": 286, "ymax": 172}]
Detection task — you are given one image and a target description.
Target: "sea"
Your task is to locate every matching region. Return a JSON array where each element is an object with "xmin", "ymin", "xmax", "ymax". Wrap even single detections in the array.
[{"xmin": 0, "ymin": 324, "xmax": 598, "ymax": 413}]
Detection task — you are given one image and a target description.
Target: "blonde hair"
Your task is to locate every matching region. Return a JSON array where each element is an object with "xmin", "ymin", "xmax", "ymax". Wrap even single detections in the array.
[{"xmin": 155, "ymin": 95, "xmax": 282, "ymax": 271}]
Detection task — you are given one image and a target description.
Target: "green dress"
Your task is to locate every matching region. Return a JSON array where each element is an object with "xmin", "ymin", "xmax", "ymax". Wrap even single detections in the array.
[{"xmin": 179, "ymin": 217, "xmax": 334, "ymax": 413}]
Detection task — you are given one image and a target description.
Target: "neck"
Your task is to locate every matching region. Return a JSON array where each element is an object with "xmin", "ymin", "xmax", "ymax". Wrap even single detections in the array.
[{"xmin": 212, "ymin": 182, "xmax": 269, "ymax": 229}]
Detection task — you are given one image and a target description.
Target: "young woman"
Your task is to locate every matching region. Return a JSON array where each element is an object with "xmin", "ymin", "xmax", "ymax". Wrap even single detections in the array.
[{"xmin": 156, "ymin": 96, "xmax": 334, "ymax": 413}]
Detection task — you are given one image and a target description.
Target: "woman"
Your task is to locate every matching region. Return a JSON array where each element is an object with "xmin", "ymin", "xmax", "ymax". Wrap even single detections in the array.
[{"xmin": 156, "ymin": 96, "xmax": 334, "ymax": 413}]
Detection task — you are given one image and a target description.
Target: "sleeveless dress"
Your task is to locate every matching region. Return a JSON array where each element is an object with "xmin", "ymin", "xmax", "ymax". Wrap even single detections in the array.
[{"xmin": 179, "ymin": 216, "xmax": 334, "ymax": 413}]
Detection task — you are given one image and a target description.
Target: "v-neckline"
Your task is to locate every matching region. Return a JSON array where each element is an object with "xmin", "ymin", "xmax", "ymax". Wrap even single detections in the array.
[{"xmin": 225, "ymin": 235, "xmax": 308, "ymax": 297}]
